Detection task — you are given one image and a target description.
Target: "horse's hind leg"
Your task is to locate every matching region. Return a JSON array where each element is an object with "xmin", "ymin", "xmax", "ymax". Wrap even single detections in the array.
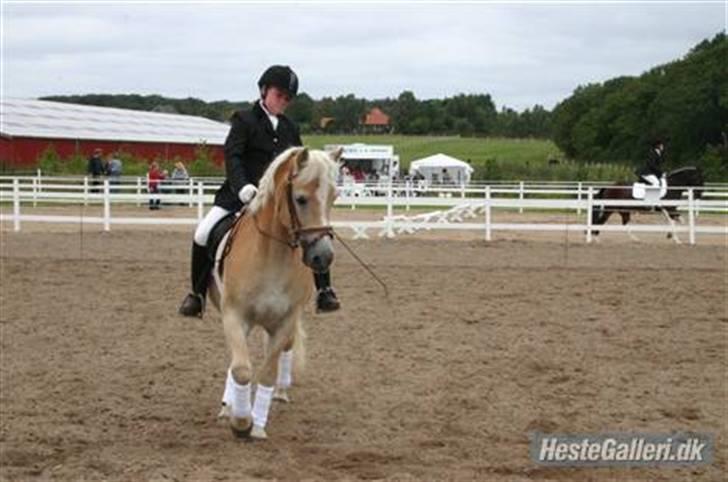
[
  {"xmin": 620, "ymin": 212, "xmax": 640, "ymax": 242},
  {"xmin": 222, "ymin": 308, "xmax": 254, "ymax": 438},
  {"xmin": 661, "ymin": 209, "xmax": 681, "ymax": 244},
  {"xmin": 274, "ymin": 339, "xmax": 294, "ymax": 403}
]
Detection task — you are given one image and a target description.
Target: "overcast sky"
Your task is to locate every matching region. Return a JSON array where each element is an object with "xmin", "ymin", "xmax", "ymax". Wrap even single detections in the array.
[{"xmin": 2, "ymin": 1, "xmax": 725, "ymax": 111}]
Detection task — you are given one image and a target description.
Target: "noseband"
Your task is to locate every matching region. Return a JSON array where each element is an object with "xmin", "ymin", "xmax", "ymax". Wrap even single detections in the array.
[{"xmin": 254, "ymin": 169, "xmax": 334, "ymax": 249}]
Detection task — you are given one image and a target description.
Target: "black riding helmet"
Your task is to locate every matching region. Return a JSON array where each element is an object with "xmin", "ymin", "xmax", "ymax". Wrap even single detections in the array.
[{"xmin": 258, "ymin": 65, "xmax": 299, "ymax": 98}]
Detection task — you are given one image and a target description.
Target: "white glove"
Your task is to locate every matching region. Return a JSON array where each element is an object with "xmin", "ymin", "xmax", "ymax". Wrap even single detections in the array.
[{"xmin": 238, "ymin": 184, "xmax": 258, "ymax": 204}]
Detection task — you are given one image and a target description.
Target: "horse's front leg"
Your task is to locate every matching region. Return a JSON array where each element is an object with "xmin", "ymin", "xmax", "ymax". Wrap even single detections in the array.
[
  {"xmin": 250, "ymin": 317, "xmax": 297, "ymax": 440},
  {"xmin": 620, "ymin": 211, "xmax": 640, "ymax": 242},
  {"xmin": 221, "ymin": 307, "xmax": 254, "ymax": 438}
]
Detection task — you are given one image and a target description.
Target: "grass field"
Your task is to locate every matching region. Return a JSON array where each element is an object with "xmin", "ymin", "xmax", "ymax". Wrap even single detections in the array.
[
  {"xmin": 303, "ymin": 134, "xmax": 558, "ymax": 167},
  {"xmin": 14, "ymin": 135, "xmax": 635, "ymax": 182},
  {"xmin": 303, "ymin": 134, "xmax": 633, "ymax": 181}
]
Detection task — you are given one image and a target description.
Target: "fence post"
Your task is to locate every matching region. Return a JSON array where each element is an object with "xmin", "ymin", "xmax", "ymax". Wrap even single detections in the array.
[
  {"xmin": 385, "ymin": 176, "xmax": 394, "ymax": 238},
  {"xmin": 83, "ymin": 176, "xmax": 89, "ymax": 206},
  {"xmin": 36, "ymin": 169, "xmax": 42, "ymax": 203},
  {"xmin": 586, "ymin": 186, "xmax": 593, "ymax": 243},
  {"xmin": 103, "ymin": 179, "xmax": 111, "ymax": 232},
  {"xmin": 32, "ymin": 176, "xmax": 38, "ymax": 208},
  {"xmin": 576, "ymin": 181, "xmax": 583, "ymax": 216},
  {"xmin": 519, "ymin": 181, "xmax": 524, "ymax": 214},
  {"xmin": 197, "ymin": 182, "xmax": 204, "ymax": 221},
  {"xmin": 688, "ymin": 188, "xmax": 696, "ymax": 245},
  {"xmin": 136, "ymin": 177, "xmax": 142, "ymax": 207},
  {"xmin": 485, "ymin": 185, "xmax": 492, "ymax": 242},
  {"xmin": 188, "ymin": 178, "xmax": 194, "ymax": 207},
  {"xmin": 405, "ymin": 180, "xmax": 411, "ymax": 212},
  {"xmin": 13, "ymin": 178, "xmax": 21, "ymax": 232}
]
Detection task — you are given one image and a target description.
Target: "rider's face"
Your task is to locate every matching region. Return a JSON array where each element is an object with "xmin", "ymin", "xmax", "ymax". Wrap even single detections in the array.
[{"xmin": 262, "ymin": 86, "xmax": 291, "ymax": 115}]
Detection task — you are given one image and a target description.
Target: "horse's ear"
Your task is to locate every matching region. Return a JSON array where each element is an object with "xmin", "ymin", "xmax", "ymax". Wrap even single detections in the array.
[
  {"xmin": 292, "ymin": 148, "xmax": 309, "ymax": 174},
  {"xmin": 330, "ymin": 147, "xmax": 344, "ymax": 162}
]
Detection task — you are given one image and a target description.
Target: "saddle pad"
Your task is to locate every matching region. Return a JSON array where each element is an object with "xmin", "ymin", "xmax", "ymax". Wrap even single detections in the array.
[{"xmin": 632, "ymin": 180, "xmax": 667, "ymax": 201}]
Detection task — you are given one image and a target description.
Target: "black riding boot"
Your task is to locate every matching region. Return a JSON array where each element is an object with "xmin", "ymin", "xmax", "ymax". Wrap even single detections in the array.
[
  {"xmin": 314, "ymin": 270, "xmax": 340, "ymax": 313},
  {"xmin": 178, "ymin": 242, "xmax": 212, "ymax": 317}
]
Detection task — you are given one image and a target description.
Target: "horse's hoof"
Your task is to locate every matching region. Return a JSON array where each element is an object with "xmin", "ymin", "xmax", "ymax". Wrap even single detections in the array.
[
  {"xmin": 230, "ymin": 416, "xmax": 253, "ymax": 439},
  {"xmin": 273, "ymin": 388, "xmax": 290, "ymax": 403},
  {"xmin": 250, "ymin": 425, "xmax": 268, "ymax": 440}
]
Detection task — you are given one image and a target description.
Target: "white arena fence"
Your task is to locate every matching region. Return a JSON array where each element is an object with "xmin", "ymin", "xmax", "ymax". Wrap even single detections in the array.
[{"xmin": 0, "ymin": 174, "xmax": 726, "ymax": 245}]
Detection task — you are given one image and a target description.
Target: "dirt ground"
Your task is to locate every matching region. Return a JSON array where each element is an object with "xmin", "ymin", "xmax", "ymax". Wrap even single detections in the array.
[{"xmin": 0, "ymin": 221, "xmax": 726, "ymax": 481}]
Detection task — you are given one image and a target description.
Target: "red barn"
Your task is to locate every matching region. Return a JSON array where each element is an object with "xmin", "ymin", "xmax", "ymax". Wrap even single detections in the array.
[{"xmin": 0, "ymin": 98, "xmax": 230, "ymax": 168}]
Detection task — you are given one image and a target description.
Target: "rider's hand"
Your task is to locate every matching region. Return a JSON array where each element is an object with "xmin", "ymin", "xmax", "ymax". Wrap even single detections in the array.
[{"xmin": 238, "ymin": 184, "xmax": 258, "ymax": 204}]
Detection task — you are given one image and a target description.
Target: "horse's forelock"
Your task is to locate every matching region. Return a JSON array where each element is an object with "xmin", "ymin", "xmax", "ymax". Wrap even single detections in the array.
[
  {"xmin": 248, "ymin": 148, "xmax": 338, "ymax": 214},
  {"xmin": 296, "ymin": 150, "xmax": 338, "ymax": 188}
]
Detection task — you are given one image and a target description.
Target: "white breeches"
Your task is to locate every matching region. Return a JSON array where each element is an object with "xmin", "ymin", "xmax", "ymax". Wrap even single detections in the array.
[
  {"xmin": 193, "ymin": 205, "xmax": 231, "ymax": 246},
  {"xmin": 642, "ymin": 174, "xmax": 660, "ymax": 187}
]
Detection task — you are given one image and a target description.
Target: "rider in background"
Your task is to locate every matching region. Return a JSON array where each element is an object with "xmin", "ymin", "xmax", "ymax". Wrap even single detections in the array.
[
  {"xmin": 178, "ymin": 65, "xmax": 341, "ymax": 318},
  {"xmin": 637, "ymin": 139, "xmax": 665, "ymax": 187}
]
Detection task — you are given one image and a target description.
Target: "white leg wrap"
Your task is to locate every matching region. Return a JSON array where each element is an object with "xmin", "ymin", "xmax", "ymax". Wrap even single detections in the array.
[
  {"xmin": 230, "ymin": 377, "xmax": 252, "ymax": 419},
  {"xmin": 277, "ymin": 350, "xmax": 293, "ymax": 389},
  {"xmin": 252, "ymin": 384, "xmax": 275, "ymax": 429},
  {"xmin": 222, "ymin": 369, "xmax": 235, "ymax": 406}
]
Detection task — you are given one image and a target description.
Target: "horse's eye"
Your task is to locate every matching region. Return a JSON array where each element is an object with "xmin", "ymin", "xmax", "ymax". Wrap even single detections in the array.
[{"xmin": 296, "ymin": 195, "xmax": 308, "ymax": 206}]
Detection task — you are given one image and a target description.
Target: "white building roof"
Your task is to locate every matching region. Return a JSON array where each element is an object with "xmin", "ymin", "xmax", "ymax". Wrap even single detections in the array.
[{"xmin": 0, "ymin": 98, "xmax": 230, "ymax": 145}]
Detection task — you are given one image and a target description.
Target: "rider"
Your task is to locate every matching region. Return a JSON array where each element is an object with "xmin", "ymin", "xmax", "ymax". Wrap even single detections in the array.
[
  {"xmin": 178, "ymin": 65, "xmax": 341, "ymax": 318},
  {"xmin": 637, "ymin": 139, "xmax": 665, "ymax": 188}
]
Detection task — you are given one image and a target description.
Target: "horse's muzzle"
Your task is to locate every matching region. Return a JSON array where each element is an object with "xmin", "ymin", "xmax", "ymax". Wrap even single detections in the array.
[{"xmin": 302, "ymin": 235, "xmax": 334, "ymax": 273}]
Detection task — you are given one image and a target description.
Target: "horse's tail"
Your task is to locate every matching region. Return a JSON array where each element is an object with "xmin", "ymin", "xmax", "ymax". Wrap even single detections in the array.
[
  {"xmin": 591, "ymin": 187, "xmax": 606, "ymax": 225},
  {"xmin": 292, "ymin": 314, "xmax": 306, "ymax": 378}
]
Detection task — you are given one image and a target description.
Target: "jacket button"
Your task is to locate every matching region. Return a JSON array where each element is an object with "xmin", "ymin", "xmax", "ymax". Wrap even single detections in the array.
[{"xmin": 273, "ymin": 137, "xmax": 279, "ymax": 143}]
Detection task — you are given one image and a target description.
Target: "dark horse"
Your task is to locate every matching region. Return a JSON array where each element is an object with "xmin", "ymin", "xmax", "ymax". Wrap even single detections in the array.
[{"xmin": 591, "ymin": 167, "xmax": 704, "ymax": 242}]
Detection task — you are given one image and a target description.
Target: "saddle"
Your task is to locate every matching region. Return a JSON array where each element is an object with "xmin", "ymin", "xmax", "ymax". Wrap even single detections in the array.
[
  {"xmin": 632, "ymin": 177, "xmax": 667, "ymax": 202},
  {"xmin": 207, "ymin": 209, "xmax": 246, "ymax": 278}
]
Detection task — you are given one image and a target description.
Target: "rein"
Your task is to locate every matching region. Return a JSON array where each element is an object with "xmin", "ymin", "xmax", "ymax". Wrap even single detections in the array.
[{"xmin": 332, "ymin": 231, "xmax": 390, "ymax": 299}]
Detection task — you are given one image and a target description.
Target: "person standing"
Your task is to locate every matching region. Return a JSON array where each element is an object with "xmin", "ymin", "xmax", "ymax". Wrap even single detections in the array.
[
  {"xmin": 178, "ymin": 65, "xmax": 340, "ymax": 318},
  {"xmin": 87, "ymin": 148, "xmax": 105, "ymax": 192},
  {"xmin": 107, "ymin": 152, "xmax": 123, "ymax": 185},
  {"xmin": 147, "ymin": 161, "xmax": 164, "ymax": 210}
]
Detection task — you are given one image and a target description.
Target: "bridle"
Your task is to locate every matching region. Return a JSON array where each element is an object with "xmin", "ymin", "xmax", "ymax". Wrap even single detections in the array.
[
  {"xmin": 249, "ymin": 161, "xmax": 389, "ymax": 299},
  {"xmin": 253, "ymin": 169, "xmax": 334, "ymax": 249}
]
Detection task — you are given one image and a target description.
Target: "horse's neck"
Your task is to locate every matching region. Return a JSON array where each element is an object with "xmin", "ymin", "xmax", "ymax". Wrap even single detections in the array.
[
  {"xmin": 668, "ymin": 168, "xmax": 699, "ymax": 186},
  {"xmin": 251, "ymin": 201, "xmax": 295, "ymax": 262}
]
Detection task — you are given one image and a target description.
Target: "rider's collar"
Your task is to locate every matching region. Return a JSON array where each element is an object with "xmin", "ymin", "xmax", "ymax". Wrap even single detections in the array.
[{"xmin": 259, "ymin": 100, "xmax": 279, "ymax": 131}]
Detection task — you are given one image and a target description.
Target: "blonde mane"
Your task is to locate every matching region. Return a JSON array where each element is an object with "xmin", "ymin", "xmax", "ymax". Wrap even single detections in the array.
[{"xmin": 248, "ymin": 147, "xmax": 339, "ymax": 214}]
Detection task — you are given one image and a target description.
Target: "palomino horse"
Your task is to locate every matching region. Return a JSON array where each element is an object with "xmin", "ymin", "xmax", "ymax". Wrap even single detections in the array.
[
  {"xmin": 590, "ymin": 166, "xmax": 704, "ymax": 243},
  {"xmin": 208, "ymin": 146, "xmax": 341, "ymax": 440}
]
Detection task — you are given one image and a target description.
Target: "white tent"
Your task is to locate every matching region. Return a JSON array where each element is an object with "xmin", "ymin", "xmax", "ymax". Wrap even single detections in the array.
[{"xmin": 409, "ymin": 153, "xmax": 474, "ymax": 184}]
